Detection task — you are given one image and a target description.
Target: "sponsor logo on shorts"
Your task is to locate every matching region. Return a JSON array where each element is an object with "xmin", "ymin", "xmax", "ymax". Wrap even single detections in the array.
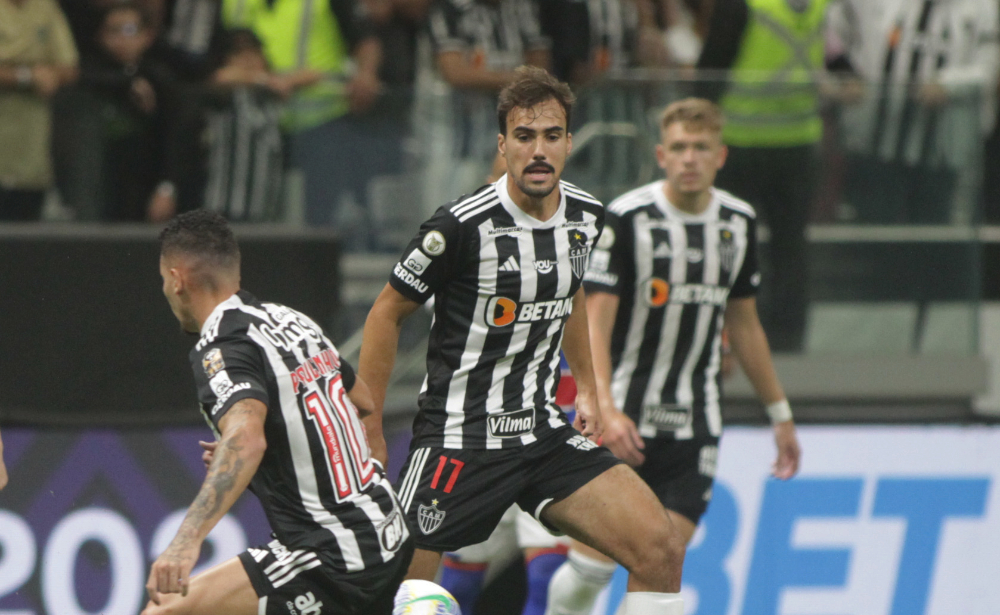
[
  {"xmin": 422, "ymin": 231, "xmax": 446, "ymax": 256},
  {"xmin": 642, "ymin": 404, "xmax": 691, "ymax": 431},
  {"xmin": 286, "ymin": 592, "xmax": 323, "ymax": 615},
  {"xmin": 566, "ymin": 434, "xmax": 598, "ymax": 451},
  {"xmin": 487, "ymin": 408, "xmax": 535, "ymax": 438},
  {"xmin": 404, "ymin": 248, "xmax": 432, "ymax": 274},
  {"xmin": 377, "ymin": 508, "xmax": 406, "ymax": 552},
  {"xmin": 417, "ymin": 499, "xmax": 446, "ymax": 534},
  {"xmin": 202, "ymin": 348, "xmax": 225, "ymax": 378},
  {"xmin": 394, "ymin": 263, "xmax": 429, "ymax": 295},
  {"xmin": 485, "ymin": 296, "xmax": 573, "ymax": 327}
]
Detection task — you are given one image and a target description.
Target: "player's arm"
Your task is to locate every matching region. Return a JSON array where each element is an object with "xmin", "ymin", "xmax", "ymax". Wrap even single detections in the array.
[
  {"xmin": 146, "ymin": 398, "xmax": 267, "ymax": 604},
  {"xmin": 562, "ymin": 287, "xmax": 604, "ymax": 440},
  {"xmin": 724, "ymin": 296, "xmax": 800, "ymax": 479},
  {"xmin": 358, "ymin": 284, "xmax": 422, "ymax": 466},
  {"xmin": 0, "ymin": 427, "xmax": 8, "ymax": 490},
  {"xmin": 586, "ymin": 291, "xmax": 646, "ymax": 466}
]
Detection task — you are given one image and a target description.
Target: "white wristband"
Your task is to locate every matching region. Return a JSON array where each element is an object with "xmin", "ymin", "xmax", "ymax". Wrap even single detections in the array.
[{"xmin": 765, "ymin": 400, "xmax": 793, "ymax": 424}]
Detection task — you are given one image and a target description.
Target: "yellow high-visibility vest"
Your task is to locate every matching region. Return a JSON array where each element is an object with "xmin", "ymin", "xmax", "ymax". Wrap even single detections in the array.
[
  {"xmin": 720, "ymin": 0, "xmax": 828, "ymax": 147},
  {"xmin": 223, "ymin": 0, "xmax": 349, "ymax": 131}
]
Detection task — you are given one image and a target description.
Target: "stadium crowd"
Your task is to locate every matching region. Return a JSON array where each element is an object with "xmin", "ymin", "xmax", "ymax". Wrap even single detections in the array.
[{"xmin": 1, "ymin": 0, "xmax": 998, "ymax": 236}]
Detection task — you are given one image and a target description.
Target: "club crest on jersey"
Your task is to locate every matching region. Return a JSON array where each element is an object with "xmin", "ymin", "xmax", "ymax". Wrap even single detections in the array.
[
  {"xmin": 718, "ymin": 229, "xmax": 737, "ymax": 272},
  {"xmin": 417, "ymin": 500, "xmax": 446, "ymax": 534},
  {"xmin": 422, "ymin": 231, "xmax": 446, "ymax": 256},
  {"xmin": 487, "ymin": 408, "xmax": 535, "ymax": 438},
  {"xmin": 567, "ymin": 230, "xmax": 591, "ymax": 278},
  {"xmin": 202, "ymin": 348, "xmax": 225, "ymax": 378}
]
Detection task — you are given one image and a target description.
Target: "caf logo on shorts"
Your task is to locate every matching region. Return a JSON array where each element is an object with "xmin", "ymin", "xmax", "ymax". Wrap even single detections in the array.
[
  {"xmin": 377, "ymin": 509, "xmax": 406, "ymax": 552},
  {"xmin": 567, "ymin": 230, "xmax": 591, "ymax": 278},
  {"xmin": 422, "ymin": 231, "xmax": 446, "ymax": 256},
  {"xmin": 417, "ymin": 499, "xmax": 446, "ymax": 535}
]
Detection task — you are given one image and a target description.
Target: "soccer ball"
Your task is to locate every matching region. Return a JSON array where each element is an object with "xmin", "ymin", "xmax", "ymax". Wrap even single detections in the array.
[{"xmin": 393, "ymin": 579, "xmax": 462, "ymax": 615}]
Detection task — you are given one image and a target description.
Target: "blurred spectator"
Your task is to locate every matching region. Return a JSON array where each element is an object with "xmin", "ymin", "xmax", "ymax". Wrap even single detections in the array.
[
  {"xmin": 696, "ymin": 0, "xmax": 836, "ymax": 352},
  {"xmin": 833, "ymin": 0, "xmax": 999, "ymax": 223},
  {"xmin": 152, "ymin": 0, "xmax": 225, "ymax": 81},
  {"xmin": 428, "ymin": 0, "xmax": 550, "ymax": 160},
  {"xmin": 221, "ymin": 0, "xmax": 382, "ymax": 228},
  {"xmin": 0, "ymin": 0, "xmax": 78, "ymax": 221},
  {"xmin": 202, "ymin": 29, "xmax": 286, "ymax": 221},
  {"xmin": 66, "ymin": 2, "xmax": 186, "ymax": 221}
]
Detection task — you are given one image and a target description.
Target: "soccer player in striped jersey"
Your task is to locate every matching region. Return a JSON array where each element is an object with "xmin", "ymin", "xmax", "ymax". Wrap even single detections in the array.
[
  {"xmin": 144, "ymin": 211, "xmax": 412, "ymax": 615},
  {"xmin": 546, "ymin": 98, "xmax": 802, "ymax": 615},
  {"xmin": 360, "ymin": 66, "xmax": 687, "ymax": 615}
]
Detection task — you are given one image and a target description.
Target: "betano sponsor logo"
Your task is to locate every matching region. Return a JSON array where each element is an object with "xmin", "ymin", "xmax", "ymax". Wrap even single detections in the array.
[
  {"xmin": 394, "ymin": 262, "xmax": 429, "ymax": 294},
  {"xmin": 485, "ymin": 296, "xmax": 573, "ymax": 327},
  {"xmin": 645, "ymin": 279, "xmax": 729, "ymax": 307}
]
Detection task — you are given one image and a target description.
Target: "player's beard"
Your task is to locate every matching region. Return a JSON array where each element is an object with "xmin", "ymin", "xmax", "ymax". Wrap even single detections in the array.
[{"xmin": 515, "ymin": 162, "xmax": 558, "ymax": 198}]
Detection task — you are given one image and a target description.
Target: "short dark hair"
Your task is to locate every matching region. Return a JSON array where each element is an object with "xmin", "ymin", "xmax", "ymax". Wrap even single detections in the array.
[
  {"xmin": 497, "ymin": 66, "xmax": 575, "ymax": 135},
  {"xmin": 222, "ymin": 28, "xmax": 264, "ymax": 58},
  {"xmin": 160, "ymin": 211, "xmax": 240, "ymax": 273}
]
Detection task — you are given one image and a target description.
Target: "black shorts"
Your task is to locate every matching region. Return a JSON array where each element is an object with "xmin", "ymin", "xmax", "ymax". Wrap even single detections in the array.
[
  {"xmin": 394, "ymin": 425, "xmax": 622, "ymax": 552},
  {"xmin": 636, "ymin": 436, "xmax": 720, "ymax": 525},
  {"xmin": 239, "ymin": 536, "xmax": 414, "ymax": 615}
]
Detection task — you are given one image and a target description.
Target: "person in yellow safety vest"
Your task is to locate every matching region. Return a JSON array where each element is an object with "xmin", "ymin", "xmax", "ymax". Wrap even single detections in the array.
[
  {"xmin": 696, "ymin": 0, "xmax": 849, "ymax": 353},
  {"xmin": 222, "ymin": 0, "xmax": 382, "ymax": 228}
]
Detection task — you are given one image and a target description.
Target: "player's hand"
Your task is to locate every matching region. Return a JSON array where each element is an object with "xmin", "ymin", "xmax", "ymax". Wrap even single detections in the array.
[
  {"xmin": 130, "ymin": 77, "xmax": 158, "ymax": 114},
  {"xmin": 601, "ymin": 411, "xmax": 646, "ymax": 467},
  {"xmin": 772, "ymin": 420, "xmax": 801, "ymax": 480},
  {"xmin": 30, "ymin": 65, "xmax": 62, "ymax": 98},
  {"xmin": 199, "ymin": 440, "xmax": 217, "ymax": 470},
  {"xmin": 146, "ymin": 542, "xmax": 198, "ymax": 605},
  {"xmin": 347, "ymin": 70, "xmax": 381, "ymax": 113},
  {"xmin": 572, "ymin": 390, "xmax": 604, "ymax": 441}
]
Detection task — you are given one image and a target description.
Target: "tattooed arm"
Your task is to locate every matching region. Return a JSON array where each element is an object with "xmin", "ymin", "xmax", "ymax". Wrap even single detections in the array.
[{"xmin": 145, "ymin": 398, "xmax": 267, "ymax": 604}]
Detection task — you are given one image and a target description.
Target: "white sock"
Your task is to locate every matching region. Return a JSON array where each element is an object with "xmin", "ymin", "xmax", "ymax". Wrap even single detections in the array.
[
  {"xmin": 544, "ymin": 550, "xmax": 617, "ymax": 615},
  {"xmin": 621, "ymin": 592, "xmax": 684, "ymax": 615}
]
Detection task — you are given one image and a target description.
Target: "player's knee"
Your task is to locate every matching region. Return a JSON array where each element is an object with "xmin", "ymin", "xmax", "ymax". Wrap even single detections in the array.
[{"xmin": 628, "ymin": 523, "xmax": 685, "ymax": 587}]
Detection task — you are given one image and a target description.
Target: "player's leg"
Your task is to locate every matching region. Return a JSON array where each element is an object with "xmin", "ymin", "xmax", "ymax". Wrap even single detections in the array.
[
  {"xmin": 541, "ymin": 464, "xmax": 686, "ymax": 614},
  {"xmin": 440, "ymin": 505, "xmax": 520, "ymax": 611},
  {"xmin": 516, "ymin": 509, "xmax": 569, "ymax": 615},
  {"xmin": 544, "ymin": 541, "xmax": 616, "ymax": 615},
  {"xmin": 140, "ymin": 557, "xmax": 259, "ymax": 615}
]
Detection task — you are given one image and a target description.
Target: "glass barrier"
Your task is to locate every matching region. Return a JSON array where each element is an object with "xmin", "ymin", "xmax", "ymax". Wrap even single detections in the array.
[{"xmin": 402, "ymin": 70, "xmax": 988, "ymax": 356}]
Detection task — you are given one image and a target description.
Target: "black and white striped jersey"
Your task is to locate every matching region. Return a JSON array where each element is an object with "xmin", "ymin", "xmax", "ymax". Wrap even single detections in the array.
[
  {"xmin": 191, "ymin": 291, "xmax": 408, "ymax": 573},
  {"xmin": 583, "ymin": 182, "xmax": 759, "ymax": 440},
  {"xmin": 389, "ymin": 175, "xmax": 604, "ymax": 450}
]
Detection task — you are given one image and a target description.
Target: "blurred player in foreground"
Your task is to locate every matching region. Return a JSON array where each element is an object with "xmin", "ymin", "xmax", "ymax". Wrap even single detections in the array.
[
  {"xmin": 359, "ymin": 66, "xmax": 687, "ymax": 615},
  {"xmin": 143, "ymin": 211, "xmax": 412, "ymax": 615},
  {"xmin": 546, "ymin": 99, "xmax": 801, "ymax": 615}
]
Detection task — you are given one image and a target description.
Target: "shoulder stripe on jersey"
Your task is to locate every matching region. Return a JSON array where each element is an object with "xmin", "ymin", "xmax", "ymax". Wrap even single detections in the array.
[
  {"xmin": 715, "ymin": 189, "xmax": 756, "ymax": 218},
  {"xmin": 609, "ymin": 186, "xmax": 656, "ymax": 215},
  {"xmin": 458, "ymin": 197, "xmax": 502, "ymax": 222},
  {"xmin": 452, "ymin": 190, "xmax": 499, "ymax": 219},
  {"xmin": 561, "ymin": 184, "xmax": 603, "ymax": 206}
]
